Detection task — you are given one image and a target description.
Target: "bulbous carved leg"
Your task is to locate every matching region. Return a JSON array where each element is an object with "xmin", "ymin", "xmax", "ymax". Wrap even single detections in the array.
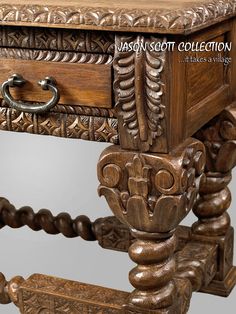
[
  {"xmin": 97, "ymin": 138, "xmax": 205, "ymax": 313},
  {"xmin": 193, "ymin": 103, "xmax": 236, "ymax": 296}
]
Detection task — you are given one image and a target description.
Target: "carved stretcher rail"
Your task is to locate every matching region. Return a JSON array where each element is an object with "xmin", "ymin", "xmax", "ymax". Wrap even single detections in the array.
[
  {"xmin": 0, "ymin": 272, "xmax": 192, "ymax": 313},
  {"xmin": 0, "ymin": 235, "xmax": 218, "ymax": 313},
  {"xmin": 0, "ymin": 196, "xmax": 196, "ymax": 252},
  {"xmin": 0, "ymin": 198, "xmax": 125, "ymax": 242},
  {"xmin": 0, "ymin": 107, "xmax": 118, "ymax": 143},
  {"xmin": 0, "ymin": 196, "xmax": 219, "ymax": 313}
]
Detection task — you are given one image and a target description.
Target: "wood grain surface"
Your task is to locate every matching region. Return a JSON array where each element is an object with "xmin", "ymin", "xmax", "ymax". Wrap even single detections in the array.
[{"xmin": 0, "ymin": 58, "xmax": 112, "ymax": 108}]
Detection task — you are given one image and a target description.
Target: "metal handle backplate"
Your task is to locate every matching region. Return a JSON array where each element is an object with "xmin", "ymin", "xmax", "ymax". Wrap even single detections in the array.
[{"xmin": 1, "ymin": 74, "xmax": 60, "ymax": 114}]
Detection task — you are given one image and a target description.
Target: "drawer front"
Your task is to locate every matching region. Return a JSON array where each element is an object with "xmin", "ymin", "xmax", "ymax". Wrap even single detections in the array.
[
  {"xmin": 0, "ymin": 48, "xmax": 113, "ymax": 109},
  {"xmin": 0, "ymin": 27, "xmax": 117, "ymax": 144}
]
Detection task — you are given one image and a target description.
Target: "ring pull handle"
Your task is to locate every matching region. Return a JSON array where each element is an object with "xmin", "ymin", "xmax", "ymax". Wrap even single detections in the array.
[{"xmin": 1, "ymin": 73, "xmax": 60, "ymax": 114}]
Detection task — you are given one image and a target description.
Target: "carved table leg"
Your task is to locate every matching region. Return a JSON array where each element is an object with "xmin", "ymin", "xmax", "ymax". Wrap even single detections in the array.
[
  {"xmin": 97, "ymin": 138, "xmax": 205, "ymax": 313},
  {"xmin": 193, "ymin": 103, "xmax": 236, "ymax": 296}
]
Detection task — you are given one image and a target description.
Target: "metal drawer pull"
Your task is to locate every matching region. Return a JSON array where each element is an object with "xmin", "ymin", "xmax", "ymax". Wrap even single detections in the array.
[{"xmin": 1, "ymin": 73, "xmax": 60, "ymax": 114}]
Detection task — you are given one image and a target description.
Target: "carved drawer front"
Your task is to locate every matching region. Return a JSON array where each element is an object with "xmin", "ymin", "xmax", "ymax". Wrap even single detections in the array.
[
  {"xmin": 0, "ymin": 48, "xmax": 113, "ymax": 109},
  {"xmin": 0, "ymin": 27, "xmax": 118, "ymax": 144}
]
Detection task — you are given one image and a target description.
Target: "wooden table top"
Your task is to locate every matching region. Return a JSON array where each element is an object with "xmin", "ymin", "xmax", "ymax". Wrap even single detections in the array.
[{"xmin": 0, "ymin": 0, "xmax": 235, "ymax": 34}]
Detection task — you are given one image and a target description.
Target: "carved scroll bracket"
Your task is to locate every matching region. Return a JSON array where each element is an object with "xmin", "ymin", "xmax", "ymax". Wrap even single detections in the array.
[{"xmin": 98, "ymin": 138, "xmax": 205, "ymax": 234}]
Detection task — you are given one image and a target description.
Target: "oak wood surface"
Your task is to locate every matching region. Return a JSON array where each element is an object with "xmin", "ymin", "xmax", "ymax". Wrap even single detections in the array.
[
  {"xmin": 0, "ymin": 0, "xmax": 235, "ymax": 34},
  {"xmin": 186, "ymin": 35, "xmax": 225, "ymax": 109},
  {"xmin": 168, "ymin": 38, "xmax": 187, "ymax": 150},
  {"xmin": 0, "ymin": 57, "xmax": 112, "ymax": 108},
  {"xmin": 186, "ymin": 86, "xmax": 231, "ymax": 137}
]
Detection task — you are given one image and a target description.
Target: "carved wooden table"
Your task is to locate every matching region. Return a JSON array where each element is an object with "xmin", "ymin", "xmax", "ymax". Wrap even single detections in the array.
[{"xmin": 0, "ymin": 0, "xmax": 236, "ymax": 313}]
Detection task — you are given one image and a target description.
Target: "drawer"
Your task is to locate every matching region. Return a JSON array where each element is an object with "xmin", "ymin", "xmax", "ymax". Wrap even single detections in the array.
[
  {"xmin": 0, "ymin": 27, "xmax": 117, "ymax": 144},
  {"xmin": 0, "ymin": 48, "xmax": 113, "ymax": 109}
]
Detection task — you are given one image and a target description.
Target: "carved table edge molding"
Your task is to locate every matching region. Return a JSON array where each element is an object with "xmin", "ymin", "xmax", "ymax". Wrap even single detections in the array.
[{"xmin": 0, "ymin": 1, "xmax": 236, "ymax": 34}]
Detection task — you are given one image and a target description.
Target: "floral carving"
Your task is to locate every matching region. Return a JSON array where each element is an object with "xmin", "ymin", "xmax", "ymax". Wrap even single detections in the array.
[
  {"xmin": 195, "ymin": 104, "xmax": 236, "ymax": 173},
  {"xmin": 98, "ymin": 138, "xmax": 205, "ymax": 233}
]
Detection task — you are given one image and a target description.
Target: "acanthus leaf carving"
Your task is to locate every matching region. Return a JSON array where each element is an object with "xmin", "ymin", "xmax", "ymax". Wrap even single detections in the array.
[
  {"xmin": 98, "ymin": 139, "xmax": 205, "ymax": 234},
  {"xmin": 114, "ymin": 35, "xmax": 168, "ymax": 152}
]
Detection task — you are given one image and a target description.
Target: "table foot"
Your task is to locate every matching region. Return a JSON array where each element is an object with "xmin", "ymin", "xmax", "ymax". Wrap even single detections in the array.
[{"xmin": 200, "ymin": 266, "xmax": 236, "ymax": 297}]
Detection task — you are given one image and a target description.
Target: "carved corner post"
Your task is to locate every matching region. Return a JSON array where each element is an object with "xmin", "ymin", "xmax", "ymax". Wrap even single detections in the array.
[
  {"xmin": 99, "ymin": 33, "xmax": 205, "ymax": 313},
  {"xmin": 97, "ymin": 138, "xmax": 205, "ymax": 313},
  {"xmin": 193, "ymin": 103, "xmax": 236, "ymax": 296}
]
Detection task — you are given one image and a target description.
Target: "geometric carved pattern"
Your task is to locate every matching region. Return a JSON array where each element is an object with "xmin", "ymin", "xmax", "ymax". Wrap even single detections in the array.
[
  {"xmin": 93, "ymin": 216, "xmax": 135, "ymax": 252},
  {"xmin": 176, "ymin": 242, "xmax": 218, "ymax": 291},
  {"xmin": 0, "ymin": 46, "xmax": 116, "ymax": 143},
  {"xmin": 19, "ymin": 274, "xmax": 128, "ymax": 314},
  {"xmin": 0, "ymin": 26, "xmax": 115, "ymax": 54},
  {"xmin": 0, "ymin": 237, "xmax": 221, "ymax": 313},
  {"xmin": 114, "ymin": 35, "xmax": 168, "ymax": 152},
  {"xmin": 0, "ymin": 2, "xmax": 235, "ymax": 33},
  {"xmin": 0, "ymin": 108, "xmax": 118, "ymax": 143},
  {"xmin": 93, "ymin": 216, "xmax": 193, "ymax": 254}
]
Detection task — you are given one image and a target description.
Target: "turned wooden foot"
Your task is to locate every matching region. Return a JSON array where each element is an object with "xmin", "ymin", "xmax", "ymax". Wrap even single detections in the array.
[
  {"xmin": 193, "ymin": 104, "xmax": 236, "ymax": 296},
  {"xmin": 97, "ymin": 138, "xmax": 205, "ymax": 313}
]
